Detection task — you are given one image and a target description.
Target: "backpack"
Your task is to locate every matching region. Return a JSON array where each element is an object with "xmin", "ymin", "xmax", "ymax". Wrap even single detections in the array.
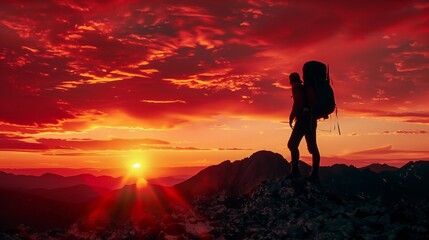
[{"xmin": 303, "ymin": 61, "xmax": 336, "ymax": 119}]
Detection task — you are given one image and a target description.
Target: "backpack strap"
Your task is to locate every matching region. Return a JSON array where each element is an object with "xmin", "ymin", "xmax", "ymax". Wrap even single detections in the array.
[
  {"xmin": 327, "ymin": 64, "xmax": 331, "ymax": 84},
  {"xmin": 335, "ymin": 106, "xmax": 341, "ymax": 135}
]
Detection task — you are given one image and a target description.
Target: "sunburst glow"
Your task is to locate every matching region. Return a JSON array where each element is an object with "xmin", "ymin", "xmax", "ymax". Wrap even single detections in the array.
[
  {"xmin": 132, "ymin": 163, "xmax": 141, "ymax": 169},
  {"xmin": 129, "ymin": 161, "xmax": 147, "ymax": 177}
]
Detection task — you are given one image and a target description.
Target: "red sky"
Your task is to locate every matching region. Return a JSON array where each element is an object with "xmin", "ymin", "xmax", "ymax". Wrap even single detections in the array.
[{"xmin": 1, "ymin": 0, "xmax": 428, "ymax": 172}]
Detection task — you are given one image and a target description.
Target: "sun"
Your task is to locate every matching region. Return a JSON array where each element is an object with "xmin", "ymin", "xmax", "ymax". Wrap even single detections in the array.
[
  {"xmin": 132, "ymin": 162, "xmax": 142, "ymax": 169},
  {"xmin": 130, "ymin": 162, "xmax": 145, "ymax": 175},
  {"xmin": 128, "ymin": 160, "xmax": 149, "ymax": 178}
]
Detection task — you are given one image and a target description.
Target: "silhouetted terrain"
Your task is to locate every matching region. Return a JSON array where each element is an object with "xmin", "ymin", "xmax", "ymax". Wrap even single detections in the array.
[
  {"xmin": 81, "ymin": 183, "xmax": 191, "ymax": 228},
  {"xmin": 360, "ymin": 163, "xmax": 399, "ymax": 173},
  {"xmin": 0, "ymin": 188, "xmax": 83, "ymax": 230},
  {"xmin": 188, "ymin": 178, "xmax": 429, "ymax": 239},
  {"xmin": 0, "ymin": 151, "xmax": 428, "ymax": 239},
  {"xmin": 0, "ymin": 172, "xmax": 124, "ymax": 190},
  {"xmin": 175, "ymin": 151, "xmax": 290, "ymax": 199},
  {"xmin": 26, "ymin": 185, "xmax": 110, "ymax": 203},
  {"xmin": 146, "ymin": 175, "xmax": 192, "ymax": 187}
]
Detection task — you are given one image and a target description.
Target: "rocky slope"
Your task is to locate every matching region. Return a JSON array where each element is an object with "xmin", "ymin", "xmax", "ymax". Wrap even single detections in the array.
[
  {"xmin": 175, "ymin": 150, "xmax": 291, "ymax": 199},
  {"xmin": 5, "ymin": 177, "xmax": 427, "ymax": 240},
  {"xmin": 190, "ymin": 178, "xmax": 429, "ymax": 239}
]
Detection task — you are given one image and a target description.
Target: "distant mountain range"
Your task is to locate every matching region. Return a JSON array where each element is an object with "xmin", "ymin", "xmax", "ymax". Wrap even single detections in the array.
[
  {"xmin": 360, "ymin": 163, "xmax": 398, "ymax": 173},
  {"xmin": 0, "ymin": 150, "xmax": 428, "ymax": 234},
  {"xmin": 0, "ymin": 171, "xmax": 124, "ymax": 190},
  {"xmin": 0, "ymin": 166, "xmax": 204, "ymax": 179},
  {"xmin": 0, "ymin": 171, "xmax": 192, "ymax": 191}
]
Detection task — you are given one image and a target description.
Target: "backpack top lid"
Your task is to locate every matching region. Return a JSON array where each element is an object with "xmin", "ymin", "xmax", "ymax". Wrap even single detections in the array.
[
  {"xmin": 301, "ymin": 60, "xmax": 335, "ymax": 119},
  {"xmin": 302, "ymin": 61, "xmax": 327, "ymax": 85}
]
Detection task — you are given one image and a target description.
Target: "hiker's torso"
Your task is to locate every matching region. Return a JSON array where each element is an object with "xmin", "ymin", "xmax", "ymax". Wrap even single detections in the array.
[{"xmin": 292, "ymin": 83, "xmax": 313, "ymax": 118}]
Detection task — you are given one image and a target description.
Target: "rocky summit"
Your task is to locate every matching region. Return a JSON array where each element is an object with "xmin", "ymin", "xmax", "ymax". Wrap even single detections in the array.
[{"xmin": 187, "ymin": 178, "xmax": 429, "ymax": 240}]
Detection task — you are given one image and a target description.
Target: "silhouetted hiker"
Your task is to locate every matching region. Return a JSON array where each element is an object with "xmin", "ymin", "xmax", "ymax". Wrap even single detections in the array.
[
  {"xmin": 287, "ymin": 61, "xmax": 335, "ymax": 182},
  {"xmin": 287, "ymin": 72, "xmax": 312, "ymax": 180}
]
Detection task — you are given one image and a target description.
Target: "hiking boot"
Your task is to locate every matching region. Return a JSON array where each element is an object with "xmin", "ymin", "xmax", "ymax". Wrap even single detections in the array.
[
  {"xmin": 305, "ymin": 174, "xmax": 320, "ymax": 184},
  {"xmin": 286, "ymin": 171, "xmax": 302, "ymax": 180}
]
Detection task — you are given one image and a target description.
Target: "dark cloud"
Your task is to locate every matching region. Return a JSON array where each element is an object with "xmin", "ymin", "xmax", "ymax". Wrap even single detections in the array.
[
  {"xmin": 346, "ymin": 145, "xmax": 429, "ymax": 157},
  {"xmin": 249, "ymin": 0, "xmax": 427, "ymax": 44},
  {"xmin": 250, "ymin": 2, "xmax": 343, "ymax": 48},
  {"xmin": 0, "ymin": 133, "xmax": 253, "ymax": 153},
  {"xmin": 217, "ymin": 147, "xmax": 253, "ymax": 151},
  {"xmin": 36, "ymin": 137, "xmax": 170, "ymax": 150},
  {"xmin": 0, "ymin": 134, "xmax": 62, "ymax": 151},
  {"xmin": 348, "ymin": 145, "xmax": 394, "ymax": 156},
  {"xmin": 0, "ymin": 80, "xmax": 74, "ymax": 125},
  {"xmin": 0, "ymin": 133, "xmax": 171, "ymax": 151},
  {"xmin": 346, "ymin": 108, "xmax": 429, "ymax": 123},
  {"xmin": 394, "ymin": 130, "xmax": 428, "ymax": 134},
  {"xmin": 41, "ymin": 152, "xmax": 108, "ymax": 157},
  {"xmin": 0, "ymin": 139, "xmax": 52, "ymax": 151}
]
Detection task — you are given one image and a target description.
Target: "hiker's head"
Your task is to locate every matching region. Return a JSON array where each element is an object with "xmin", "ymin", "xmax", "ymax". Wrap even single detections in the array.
[{"xmin": 289, "ymin": 72, "xmax": 302, "ymax": 85}]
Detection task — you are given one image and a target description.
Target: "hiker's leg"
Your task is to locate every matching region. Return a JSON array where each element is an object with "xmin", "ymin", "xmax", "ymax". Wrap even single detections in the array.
[
  {"xmin": 288, "ymin": 120, "xmax": 304, "ymax": 175},
  {"xmin": 305, "ymin": 120, "xmax": 320, "ymax": 177}
]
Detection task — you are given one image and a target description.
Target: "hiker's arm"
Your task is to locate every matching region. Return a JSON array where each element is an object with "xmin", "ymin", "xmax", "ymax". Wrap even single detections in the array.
[
  {"xmin": 290, "ymin": 85, "xmax": 303, "ymax": 124},
  {"xmin": 289, "ymin": 113, "xmax": 294, "ymax": 128}
]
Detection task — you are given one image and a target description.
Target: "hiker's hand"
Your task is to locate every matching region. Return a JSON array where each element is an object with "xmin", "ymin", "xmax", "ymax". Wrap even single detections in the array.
[{"xmin": 289, "ymin": 115, "xmax": 294, "ymax": 129}]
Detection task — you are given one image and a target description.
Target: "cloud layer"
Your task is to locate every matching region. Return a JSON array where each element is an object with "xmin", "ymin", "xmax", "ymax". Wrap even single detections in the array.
[{"xmin": 1, "ymin": 0, "xmax": 428, "ymax": 132}]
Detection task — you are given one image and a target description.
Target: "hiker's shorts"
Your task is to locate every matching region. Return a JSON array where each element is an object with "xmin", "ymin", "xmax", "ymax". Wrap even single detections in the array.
[{"xmin": 287, "ymin": 115, "xmax": 318, "ymax": 154}]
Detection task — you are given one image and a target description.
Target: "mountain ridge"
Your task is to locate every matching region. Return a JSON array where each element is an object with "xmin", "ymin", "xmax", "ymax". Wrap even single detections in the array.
[
  {"xmin": 174, "ymin": 150, "xmax": 290, "ymax": 199},
  {"xmin": 360, "ymin": 163, "xmax": 399, "ymax": 173}
]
